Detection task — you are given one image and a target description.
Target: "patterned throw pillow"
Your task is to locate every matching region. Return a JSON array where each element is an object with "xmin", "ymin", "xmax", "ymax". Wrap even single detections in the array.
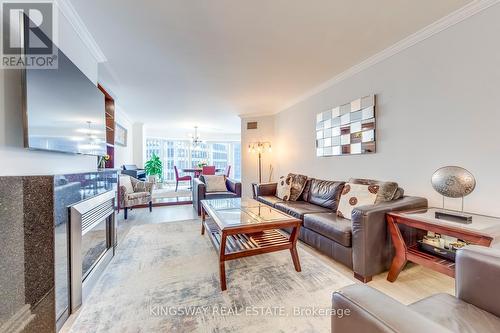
[
  {"xmin": 337, "ymin": 183, "xmax": 378, "ymax": 220},
  {"xmin": 349, "ymin": 178, "xmax": 399, "ymax": 204},
  {"xmin": 287, "ymin": 173, "xmax": 308, "ymax": 201},
  {"xmin": 203, "ymin": 175, "xmax": 227, "ymax": 192},
  {"xmin": 276, "ymin": 176, "xmax": 292, "ymax": 201}
]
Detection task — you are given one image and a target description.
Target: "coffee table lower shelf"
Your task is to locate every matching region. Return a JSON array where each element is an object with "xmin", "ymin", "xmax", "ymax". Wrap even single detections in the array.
[
  {"xmin": 204, "ymin": 219, "xmax": 292, "ymax": 258},
  {"xmin": 201, "ymin": 218, "xmax": 301, "ymax": 291}
]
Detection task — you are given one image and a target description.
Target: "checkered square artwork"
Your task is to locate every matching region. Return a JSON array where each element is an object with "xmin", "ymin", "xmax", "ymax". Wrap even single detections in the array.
[{"xmin": 316, "ymin": 95, "xmax": 376, "ymax": 156}]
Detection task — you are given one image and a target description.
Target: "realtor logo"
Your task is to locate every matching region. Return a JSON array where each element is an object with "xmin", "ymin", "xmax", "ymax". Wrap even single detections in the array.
[{"xmin": 1, "ymin": 1, "xmax": 58, "ymax": 68}]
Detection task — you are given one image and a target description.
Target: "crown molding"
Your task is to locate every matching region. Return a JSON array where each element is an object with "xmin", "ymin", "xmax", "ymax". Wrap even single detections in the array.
[
  {"xmin": 238, "ymin": 112, "xmax": 275, "ymax": 119},
  {"xmin": 55, "ymin": 0, "xmax": 107, "ymax": 62},
  {"xmin": 278, "ymin": 0, "xmax": 500, "ymax": 113}
]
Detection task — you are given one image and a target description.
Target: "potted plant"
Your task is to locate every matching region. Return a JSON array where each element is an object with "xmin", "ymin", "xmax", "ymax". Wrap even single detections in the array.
[{"xmin": 144, "ymin": 153, "xmax": 163, "ymax": 184}]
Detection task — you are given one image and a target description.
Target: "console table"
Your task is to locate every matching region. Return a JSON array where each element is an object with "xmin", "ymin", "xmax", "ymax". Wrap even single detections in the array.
[{"xmin": 386, "ymin": 208, "xmax": 500, "ymax": 282}]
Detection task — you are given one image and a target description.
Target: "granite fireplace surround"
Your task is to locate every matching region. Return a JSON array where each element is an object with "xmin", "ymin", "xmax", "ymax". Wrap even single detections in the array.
[{"xmin": 0, "ymin": 171, "xmax": 118, "ymax": 333}]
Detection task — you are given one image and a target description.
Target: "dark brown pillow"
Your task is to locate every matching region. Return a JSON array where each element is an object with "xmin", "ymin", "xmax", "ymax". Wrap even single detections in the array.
[
  {"xmin": 349, "ymin": 178, "xmax": 399, "ymax": 204},
  {"xmin": 287, "ymin": 173, "xmax": 308, "ymax": 201}
]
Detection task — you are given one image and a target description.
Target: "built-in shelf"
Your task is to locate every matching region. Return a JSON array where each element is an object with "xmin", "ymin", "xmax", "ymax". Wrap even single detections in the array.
[{"xmin": 98, "ymin": 84, "xmax": 116, "ymax": 169}]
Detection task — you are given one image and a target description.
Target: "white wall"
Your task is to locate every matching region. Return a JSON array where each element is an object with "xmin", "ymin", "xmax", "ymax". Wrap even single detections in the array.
[
  {"xmin": 113, "ymin": 105, "xmax": 134, "ymax": 168},
  {"xmin": 132, "ymin": 123, "xmax": 145, "ymax": 167},
  {"xmin": 0, "ymin": 5, "xmax": 99, "ymax": 176},
  {"xmin": 269, "ymin": 4, "xmax": 500, "ymax": 216},
  {"xmin": 240, "ymin": 115, "xmax": 275, "ymax": 198}
]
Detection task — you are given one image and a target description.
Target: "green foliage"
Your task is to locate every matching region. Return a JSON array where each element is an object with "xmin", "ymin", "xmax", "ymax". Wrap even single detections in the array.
[{"xmin": 144, "ymin": 153, "xmax": 163, "ymax": 179}]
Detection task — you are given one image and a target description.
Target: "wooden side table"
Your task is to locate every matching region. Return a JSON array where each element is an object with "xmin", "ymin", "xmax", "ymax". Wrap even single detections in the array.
[{"xmin": 386, "ymin": 208, "xmax": 499, "ymax": 282}]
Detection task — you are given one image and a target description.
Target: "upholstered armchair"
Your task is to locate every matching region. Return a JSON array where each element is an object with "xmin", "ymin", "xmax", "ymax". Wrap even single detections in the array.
[
  {"xmin": 119, "ymin": 175, "xmax": 153, "ymax": 219},
  {"xmin": 192, "ymin": 176, "xmax": 241, "ymax": 215}
]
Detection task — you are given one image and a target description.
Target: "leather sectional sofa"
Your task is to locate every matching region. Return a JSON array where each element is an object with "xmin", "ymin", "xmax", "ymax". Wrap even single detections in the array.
[
  {"xmin": 253, "ymin": 178, "xmax": 427, "ymax": 282},
  {"xmin": 332, "ymin": 245, "xmax": 500, "ymax": 333}
]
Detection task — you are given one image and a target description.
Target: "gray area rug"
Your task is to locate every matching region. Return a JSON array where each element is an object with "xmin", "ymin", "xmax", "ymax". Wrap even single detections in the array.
[{"xmin": 69, "ymin": 220, "xmax": 354, "ymax": 333}]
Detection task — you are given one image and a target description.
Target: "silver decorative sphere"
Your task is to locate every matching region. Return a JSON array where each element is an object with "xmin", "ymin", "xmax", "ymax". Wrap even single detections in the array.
[{"xmin": 431, "ymin": 166, "xmax": 476, "ymax": 198}]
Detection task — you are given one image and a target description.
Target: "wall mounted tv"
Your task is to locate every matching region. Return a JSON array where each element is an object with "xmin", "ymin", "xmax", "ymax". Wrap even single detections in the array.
[{"xmin": 22, "ymin": 38, "xmax": 106, "ymax": 156}]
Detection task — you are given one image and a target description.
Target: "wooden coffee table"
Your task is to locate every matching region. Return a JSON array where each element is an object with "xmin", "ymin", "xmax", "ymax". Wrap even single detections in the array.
[{"xmin": 201, "ymin": 198, "xmax": 302, "ymax": 291}]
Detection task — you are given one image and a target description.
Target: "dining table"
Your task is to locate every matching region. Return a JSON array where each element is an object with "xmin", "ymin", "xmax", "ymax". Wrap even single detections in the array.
[{"xmin": 181, "ymin": 167, "xmax": 224, "ymax": 176}]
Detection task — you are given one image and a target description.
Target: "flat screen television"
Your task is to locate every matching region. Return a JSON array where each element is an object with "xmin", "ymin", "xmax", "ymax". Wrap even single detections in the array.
[{"xmin": 22, "ymin": 37, "xmax": 106, "ymax": 156}]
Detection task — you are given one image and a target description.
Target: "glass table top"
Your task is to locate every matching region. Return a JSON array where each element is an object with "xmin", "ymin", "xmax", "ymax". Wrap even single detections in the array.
[
  {"xmin": 202, "ymin": 198, "xmax": 298, "ymax": 229},
  {"xmin": 394, "ymin": 207, "xmax": 500, "ymax": 239}
]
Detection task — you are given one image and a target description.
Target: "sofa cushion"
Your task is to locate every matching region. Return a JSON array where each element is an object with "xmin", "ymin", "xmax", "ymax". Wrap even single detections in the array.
[
  {"xmin": 274, "ymin": 201, "xmax": 331, "ymax": 219},
  {"xmin": 276, "ymin": 175, "xmax": 292, "ymax": 200},
  {"xmin": 257, "ymin": 196, "xmax": 284, "ymax": 207},
  {"xmin": 337, "ymin": 183, "xmax": 377, "ymax": 220},
  {"xmin": 203, "ymin": 175, "xmax": 228, "ymax": 192},
  {"xmin": 288, "ymin": 173, "xmax": 308, "ymax": 201},
  {"xmin": 409, "ymin": 293, "xmax": 500, "ymax": 333},
  {"xmin": 127, "ymin": 192, "xmax": 150, "ymax": 200},
  {"xmin": 303, "ymin": 213, "xmax": 352, "ymax": 247},
  {"xmin": 205, "ymin": 191, "xmax": 238, "ymax": 200},
  {"xmin": 307, "ymin": 179, "xmax": 345, "ymax": 210},
  {"xmin": 349, "ymin": 178, "xmax": 399, "ymax": 204}
]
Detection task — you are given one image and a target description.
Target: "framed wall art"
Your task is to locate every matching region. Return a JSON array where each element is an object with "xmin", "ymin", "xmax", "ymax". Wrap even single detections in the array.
[
  {"xmin": 316, "ymin": 95, "xmax": 376, "ymax": 157},
  {"xmin": 115, "ymin": 122, "xmax": 128, "ymax": 147}
]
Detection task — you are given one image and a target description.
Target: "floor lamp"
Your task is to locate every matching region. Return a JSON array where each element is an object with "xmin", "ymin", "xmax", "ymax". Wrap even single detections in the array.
[{"xmin": 248, "ymin": 142, "xmax": 272, "ymax": 183}]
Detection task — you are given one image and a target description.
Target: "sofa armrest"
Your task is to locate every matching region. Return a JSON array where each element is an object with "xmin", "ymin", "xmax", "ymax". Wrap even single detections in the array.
[
  {"xmin": 254, "ymin": 182, "xmax": 277, "ymax": 197},
  {"xmin": 332, "ymin": 285, "xmax": 452, "ymax": 333},
  {"xmin": 456, "ymin": 245, "xmax": 500, "ymax": 317},
  {"xmin": 192, "ymin": 178, "xmax": 206, "ymax": 215},
  {"xmin": 351, "ymin": 196, "xmax": 428, "ymax": 279},
  {"xmin": 226, "ymin": 178, "xmax": 242, "ymax": 197}
]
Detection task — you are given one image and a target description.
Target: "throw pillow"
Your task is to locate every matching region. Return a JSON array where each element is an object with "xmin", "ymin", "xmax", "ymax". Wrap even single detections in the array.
[
  {"xmin": 287, "ymin": 173, "xmax": 308, "ymax": 201},
  {"xmin": 337, "ymin": 183, "xmax": 378, "ymax": 220},
  {"xmin": 276, "ymin": 176, "xmax": 292, "ymax": 201},
  {"xmin": 203, "ymin": 175, "xmax": 227, "ymax": 192},
  {"xmin": 349, "ymin": 178, "xmax": 399, "ymax": 204},
  {"xmin": 393, "ymin": 187, "xmax": 405, "ymax": 200}
]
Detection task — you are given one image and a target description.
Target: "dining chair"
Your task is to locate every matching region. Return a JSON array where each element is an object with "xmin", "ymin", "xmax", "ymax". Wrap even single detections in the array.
[
  {"xmin": 224, "ymin": 165, "xmax": 231, "ymax": 178},
  {"xmin": 202, "ymin": 166, "xmax": 216, "ymax": 175},
  {"xmin": 174, "ymin": 166, "xmax": 191, "ymax": 191}
]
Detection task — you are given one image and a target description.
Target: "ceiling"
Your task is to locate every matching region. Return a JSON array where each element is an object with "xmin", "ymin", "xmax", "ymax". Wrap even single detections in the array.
[{"xmin": 69, "ymin": 0, "xmax": 471, "ymax": 134}]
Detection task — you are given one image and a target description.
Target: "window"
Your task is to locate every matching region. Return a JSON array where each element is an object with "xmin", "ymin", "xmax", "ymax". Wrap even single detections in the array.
[{"xmin": 145, "ymin": 139, "xmax": 241, "ymax": 181}]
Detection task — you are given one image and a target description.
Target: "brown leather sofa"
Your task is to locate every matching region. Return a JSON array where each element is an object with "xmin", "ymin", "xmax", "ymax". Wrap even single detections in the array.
[
  {"xmin": 332, "ymin": 245, "xmax": 500, "ymax": 333},
  {"xmin": 192, "ymin": 177, "xmax": 242, "ymax": 215},
  {"xmin": 254, "ymin": 178, "xmax": 427, "ymax": 282}
]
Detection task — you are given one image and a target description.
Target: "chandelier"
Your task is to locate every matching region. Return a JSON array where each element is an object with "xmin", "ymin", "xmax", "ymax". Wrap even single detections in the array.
[{"xmin": 190, "ymin": 126, "xmax": 203, "ymax": 147}]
